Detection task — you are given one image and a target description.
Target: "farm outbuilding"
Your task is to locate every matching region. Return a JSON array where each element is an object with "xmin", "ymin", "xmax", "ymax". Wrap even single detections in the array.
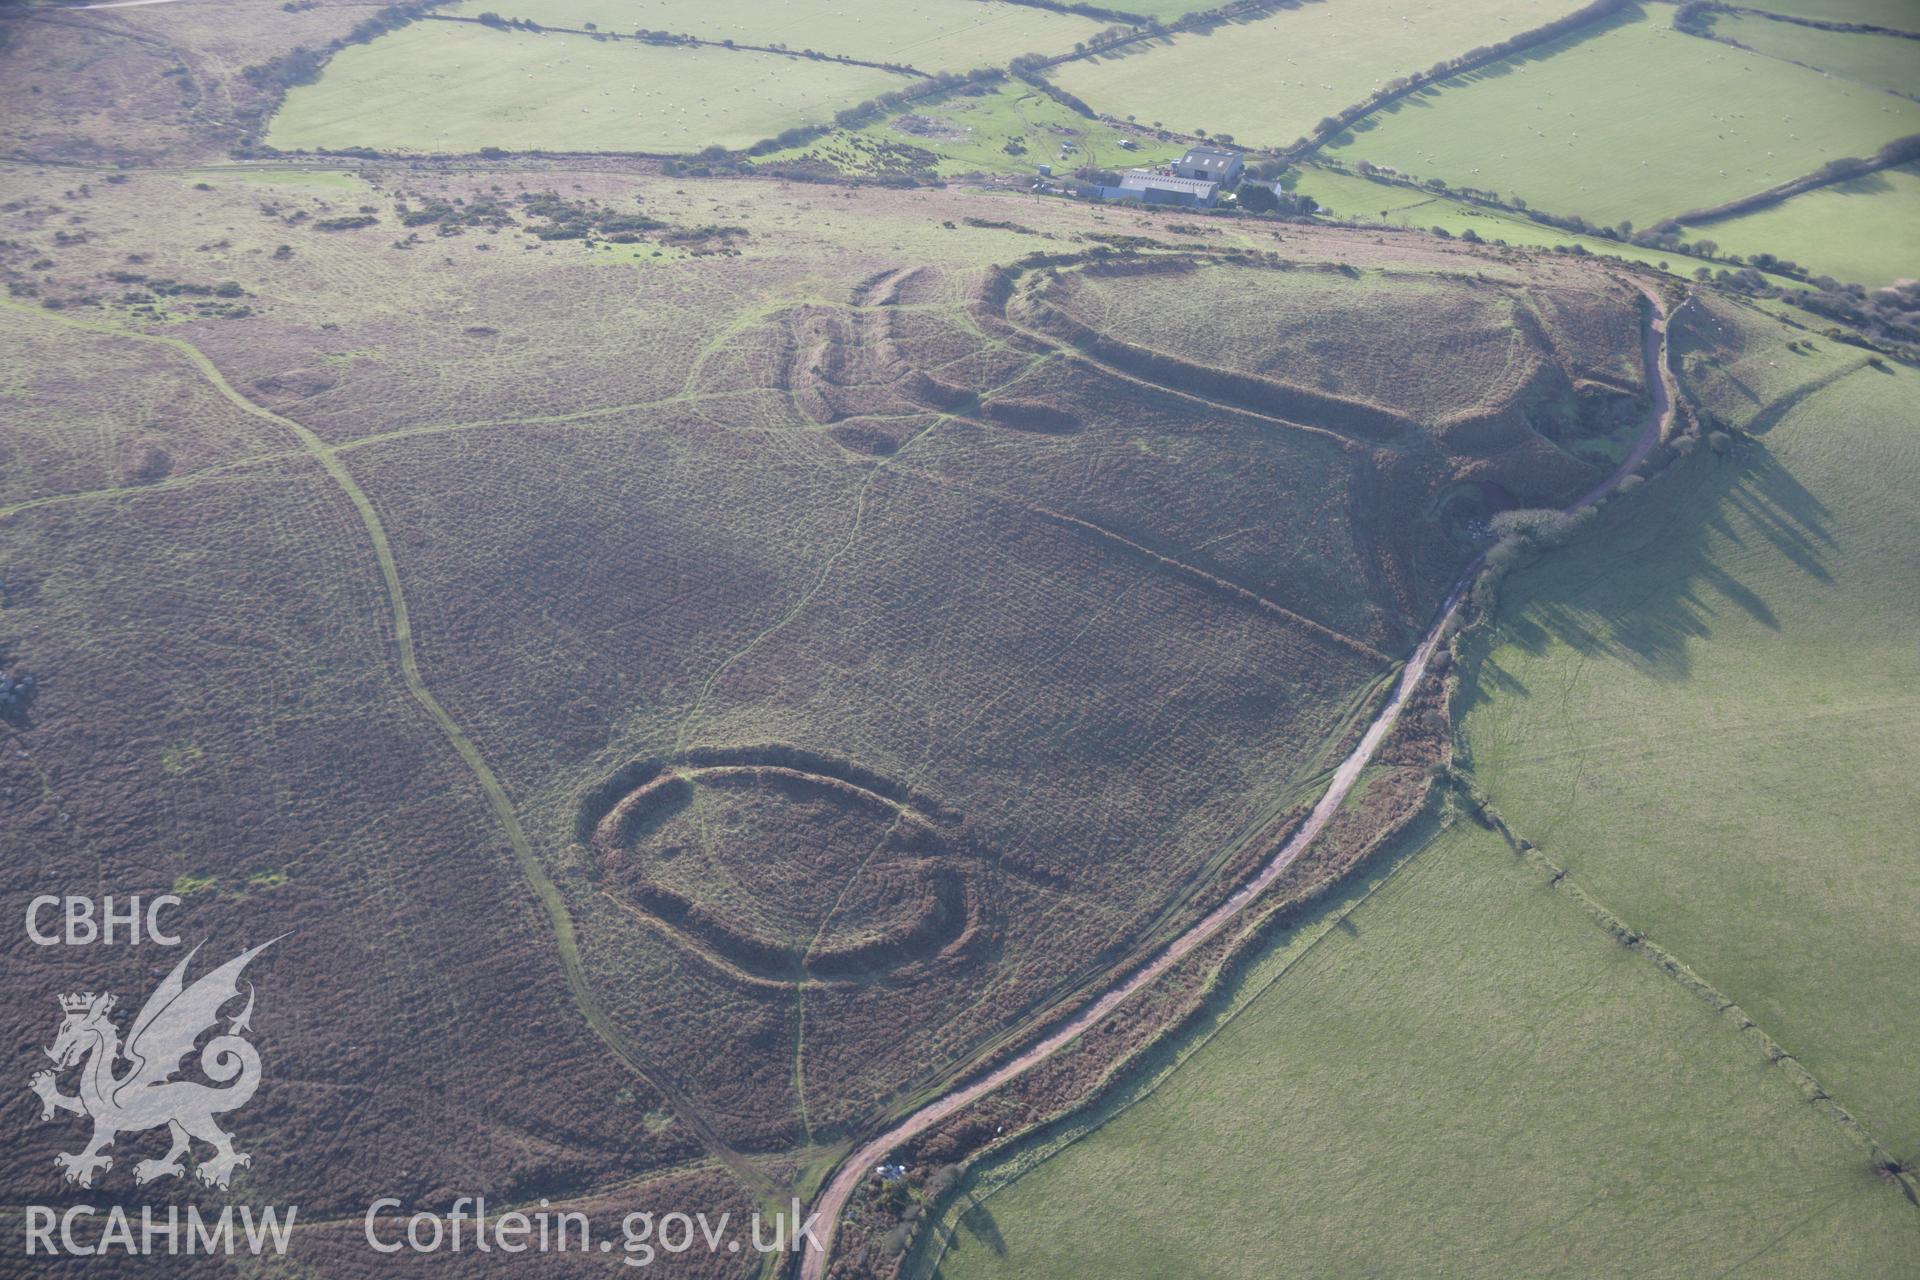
[
  {"xmin": 1114, "ymin": 169, "xmax": 1220, "ymax": 207},
  {"xmin": 1173, "ymin": 144, "xmax": 1243, "ymax": 185}
]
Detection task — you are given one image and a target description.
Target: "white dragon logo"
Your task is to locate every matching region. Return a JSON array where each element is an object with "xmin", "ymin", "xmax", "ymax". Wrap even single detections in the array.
[{"xmin": 28, "ymin": 940, "xmax": 275, "ymax": 1190}]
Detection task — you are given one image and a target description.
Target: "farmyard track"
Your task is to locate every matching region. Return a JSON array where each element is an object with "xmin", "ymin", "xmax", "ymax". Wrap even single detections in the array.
[{"xmin": 796, "ymin": 279, "xmax": 1679, "ymax": 1279}]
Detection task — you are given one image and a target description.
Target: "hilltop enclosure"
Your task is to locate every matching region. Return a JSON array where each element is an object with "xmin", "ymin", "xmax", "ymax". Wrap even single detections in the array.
[
  {"xmin": 0, "ymin": 154, "xmax": 1660, "ymax": 1182},
  {"xmin": 5, "ymin": 2, "xmax": 1917, "ymax": 1276}
]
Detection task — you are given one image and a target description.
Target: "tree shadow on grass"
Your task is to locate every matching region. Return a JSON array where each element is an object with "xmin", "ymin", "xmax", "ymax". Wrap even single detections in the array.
[
  {"xmin": 1825, "ymin": 170, "xmax": 1896, "ymax": 200},
  {"xmin": 910, "ymin": 1193, "xmax": 1007, "ymax": 1278},
  {"xmin": 902, "ymin": 808, "xmax": 1451, "ymax": 1277},
  {"xmin": 1343, "ymin": 2, "xmax": 1642, "ymax": 129},
  {"xmin": 1080, "ymin": 0, "xmax": 1334, "ymax": 66},
  {"xmin": 1457, "ymin": 433, "xmax": 1836, "ymax": 716},
  {"xmin": 959, "ymin": 1197, "xmax": 1007, "ymax": 1256}
]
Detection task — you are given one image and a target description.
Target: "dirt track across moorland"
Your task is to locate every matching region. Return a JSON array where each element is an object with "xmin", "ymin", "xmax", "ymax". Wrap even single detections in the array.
[
  {"xmin": 0, "ymin": 297, "xmax": 778, "ymax": 1201},
  {"xmin": 795, "ymin": 280, "xmax": 1679, "ymax": 1280}
]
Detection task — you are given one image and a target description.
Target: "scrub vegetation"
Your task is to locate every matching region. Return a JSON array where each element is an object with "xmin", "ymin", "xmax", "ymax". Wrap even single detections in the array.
[{"xmin": 2, "ymin": 2, "xmax": 1915, "ymax": 1277}]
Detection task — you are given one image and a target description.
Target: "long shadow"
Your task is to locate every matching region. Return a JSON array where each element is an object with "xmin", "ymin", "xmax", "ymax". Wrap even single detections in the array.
[
  {"xmin": 902, "ymin": 804, "xmax": 1452, "ymax": 1277},
  {"xmin": 1744, "ymin": 362, "xmax": 1870, "ymax": 441},
  {"xmin": 958, "ymin": 1197, "xmax": 1006, "ymax": 1256},
  {"xmin": 1830, "ymin": 171, "xmax": 1897, "ymax": 198},
  {"xmin": 1457, "ymin": 431, "xmax": 1837, "ymax": 709},
  {"xmin": 1076, "ymin": 0, "xmax": 1332, "ymax": 67},
  {"xmin": 1331, "ymin": 1, "xmax": 1643, "ymax": 139}
]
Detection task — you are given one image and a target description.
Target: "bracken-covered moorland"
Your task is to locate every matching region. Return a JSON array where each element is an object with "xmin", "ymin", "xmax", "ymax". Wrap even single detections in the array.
[{"xmin": 1, "ymin": 0, "xmax": 1915, "ymax": 1277}]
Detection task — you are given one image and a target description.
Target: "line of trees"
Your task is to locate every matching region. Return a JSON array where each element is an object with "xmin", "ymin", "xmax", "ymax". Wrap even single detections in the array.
[
  {"xmin": 1316, "ymin": 155, "xmax": 1833, "ymax": 286},
  {"xmin": 1290, "ymin": 0, "xmax": 1634, "ymax": 156},
  {"xmin": 1677, "ymin": 0, "xmax": 1920, "ymax": 40},
  {"xmin": 1664, "ymin": 135, "xmax": 1920, "ymax": 228},
  {"xmin": 465, "ymin": 13, "xmax": 923, "ymax": 75},
  {"xmin": 1006, "ymin": 0, "xmax": 1330, "ymax": 81},
  {"xmin": 996, "ymin": 0, "xmax": 1159, "ymax": 23},
  {"xmin": 740, "ymin": 67, "xmax": 1004, "ymax": 160},
  {"xmin": 1011, "ymin": 69, "xmax": 1096, "ymax": 118},
  {"xmin": 242, "ymin": 1, "xmax": 442, "ymax": 99}
]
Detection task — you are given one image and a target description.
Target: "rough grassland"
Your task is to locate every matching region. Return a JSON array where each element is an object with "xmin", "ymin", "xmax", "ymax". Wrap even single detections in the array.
[
  {"xmin": 267, "ymin": 21, "xmax": 905, "ymax": 154},
  {"xmin": 923, "ymin": 820, "xmax": 1920, "ymax": 1280},
  {"xmin": 1709, "ymin": 11, "xmax": 1920, "ymax": 97},
  {"xmin": 448, "ymin": 0, "xmax": 1105, "ymax": 75},
  {"xmin": 1055, "ymin": 264, "xmax": 1557, "ymax": 421},
  {"xmin": 1460, "ymin": 307, "xmax": 1920, "ymax": 1159},
  {"xmin": 14, "ymin": 135, "xmax": 1896, "ymax": 1271},
  {"xmin": 0, "ymin": 310, "xmax": 284, "ymax": 509},
  {"xmin": 1033, "ymin": 254, "xmax": 1647, "ymax": 492},
  {"xmin": 760, "ymin": 81, "xmax": 1181, "ymax": 178},
  {"xmin": 1046, "ymin": 0, "xmax": 1584, "ymax": 144},
  {"xmin": 1695, "ymin": 163, "xmax": 1920, "ymax": 285},
  {"xmin": 0, "ymin": 318, "xmax": 701, "ymax": 1217},
  {"xmin": 347, "ymin": 308, "xmax": 1393, "ymax": 1140},
  {"xmin": 1330, "ymin": 11, "xmax": 1920, "ymax": 226},
  {"xmin": 0, "ymin": 0, "xmax": 408, "ymax": 165},
  {"xmin": 8, "ymin": 166, "xmax": 1645, "ymax": 1158}
]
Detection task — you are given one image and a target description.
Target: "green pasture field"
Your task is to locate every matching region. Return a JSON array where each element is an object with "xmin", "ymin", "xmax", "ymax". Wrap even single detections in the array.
[
  {"xmin": 1046, "ymin": 0, "xmax": 1585, "ymax": 146},
  {"xmin": 1460, "ymin": 308, "xmax": 1920, "ymax": 1158},
  {"xmin": 938, "ymin": 0, "xmax": 1203, "ymax": 20},
  {"xmin": 1708, "ymin": 10, "xmax": 1920, "ymax": 96},
  {"xmin": 445, "ymin": 0, "xmax": 1105, "ymax": 75},
  {"xmin": 1104, "ymin": 0, "xmax": 1213, "ymax": 19},
  {"xmin": 1328, "ymin": 11, "xmax": 1920, "ymax": 227},
  {"xmin": 1690, "ymin": 162, "xmax": 1920, "ymax": 284},
  {"xmin": 758, "ymin": 80, "xmax": 1180, "ymax": 177},
  {"xmin": 1739, "ymin": 0, "xmax": 1920, "ymax": 29},
  {"xmin": 919, "ymin": 817, "xmax": 1920, "ymax": 1280},
  {"xmin": 267, "ymin": 19, "xmax": 906, "ymax": 154},
  {"xmin": 1294, "ymin": 167, "xmax": 1830, "ymax": 291},
  {"xmin": 1291, "ymin": 165, "xmax": 1758, "ymax": 275}
]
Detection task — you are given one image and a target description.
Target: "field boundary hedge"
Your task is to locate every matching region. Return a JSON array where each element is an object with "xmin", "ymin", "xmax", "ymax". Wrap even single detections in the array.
[
  {"xmin": 901, "ymin": 778, "xmax": 1449, "ymax": 1278},
  {"xmin": 1716, "ymin": 1, "xmax": 1920, "ymax": 41},
  {"xmin": 1662, "ymin": 134, "xmax": 1920, "ymax": 228},
  {"xmin": 426, "ymin": 12, "xmax": 929, "ymax": 77},
  {"xmin": 997, "ymin": 0, "xmax": 1159, "ymax": 24},
  {"xmin": 1458, "ymin": 770, "xmax": 1920, "ymax": 1205},
  {"xmin": 1439, "ymin": 422, "xmax": 1920, "ymax": 1207},
  {"xmin": 237, "ymin": 0, "xmax": 453, "ymax": 129},
  {"xmin": 1283, "ymin": 0, "xmax": 1637, "ymax": 158}
]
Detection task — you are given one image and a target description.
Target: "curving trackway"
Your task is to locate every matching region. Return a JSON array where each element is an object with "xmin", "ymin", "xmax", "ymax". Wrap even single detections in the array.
[{"xmin": 796, "ymin": 280, "xmax": 1678, "ymax": 1279}]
